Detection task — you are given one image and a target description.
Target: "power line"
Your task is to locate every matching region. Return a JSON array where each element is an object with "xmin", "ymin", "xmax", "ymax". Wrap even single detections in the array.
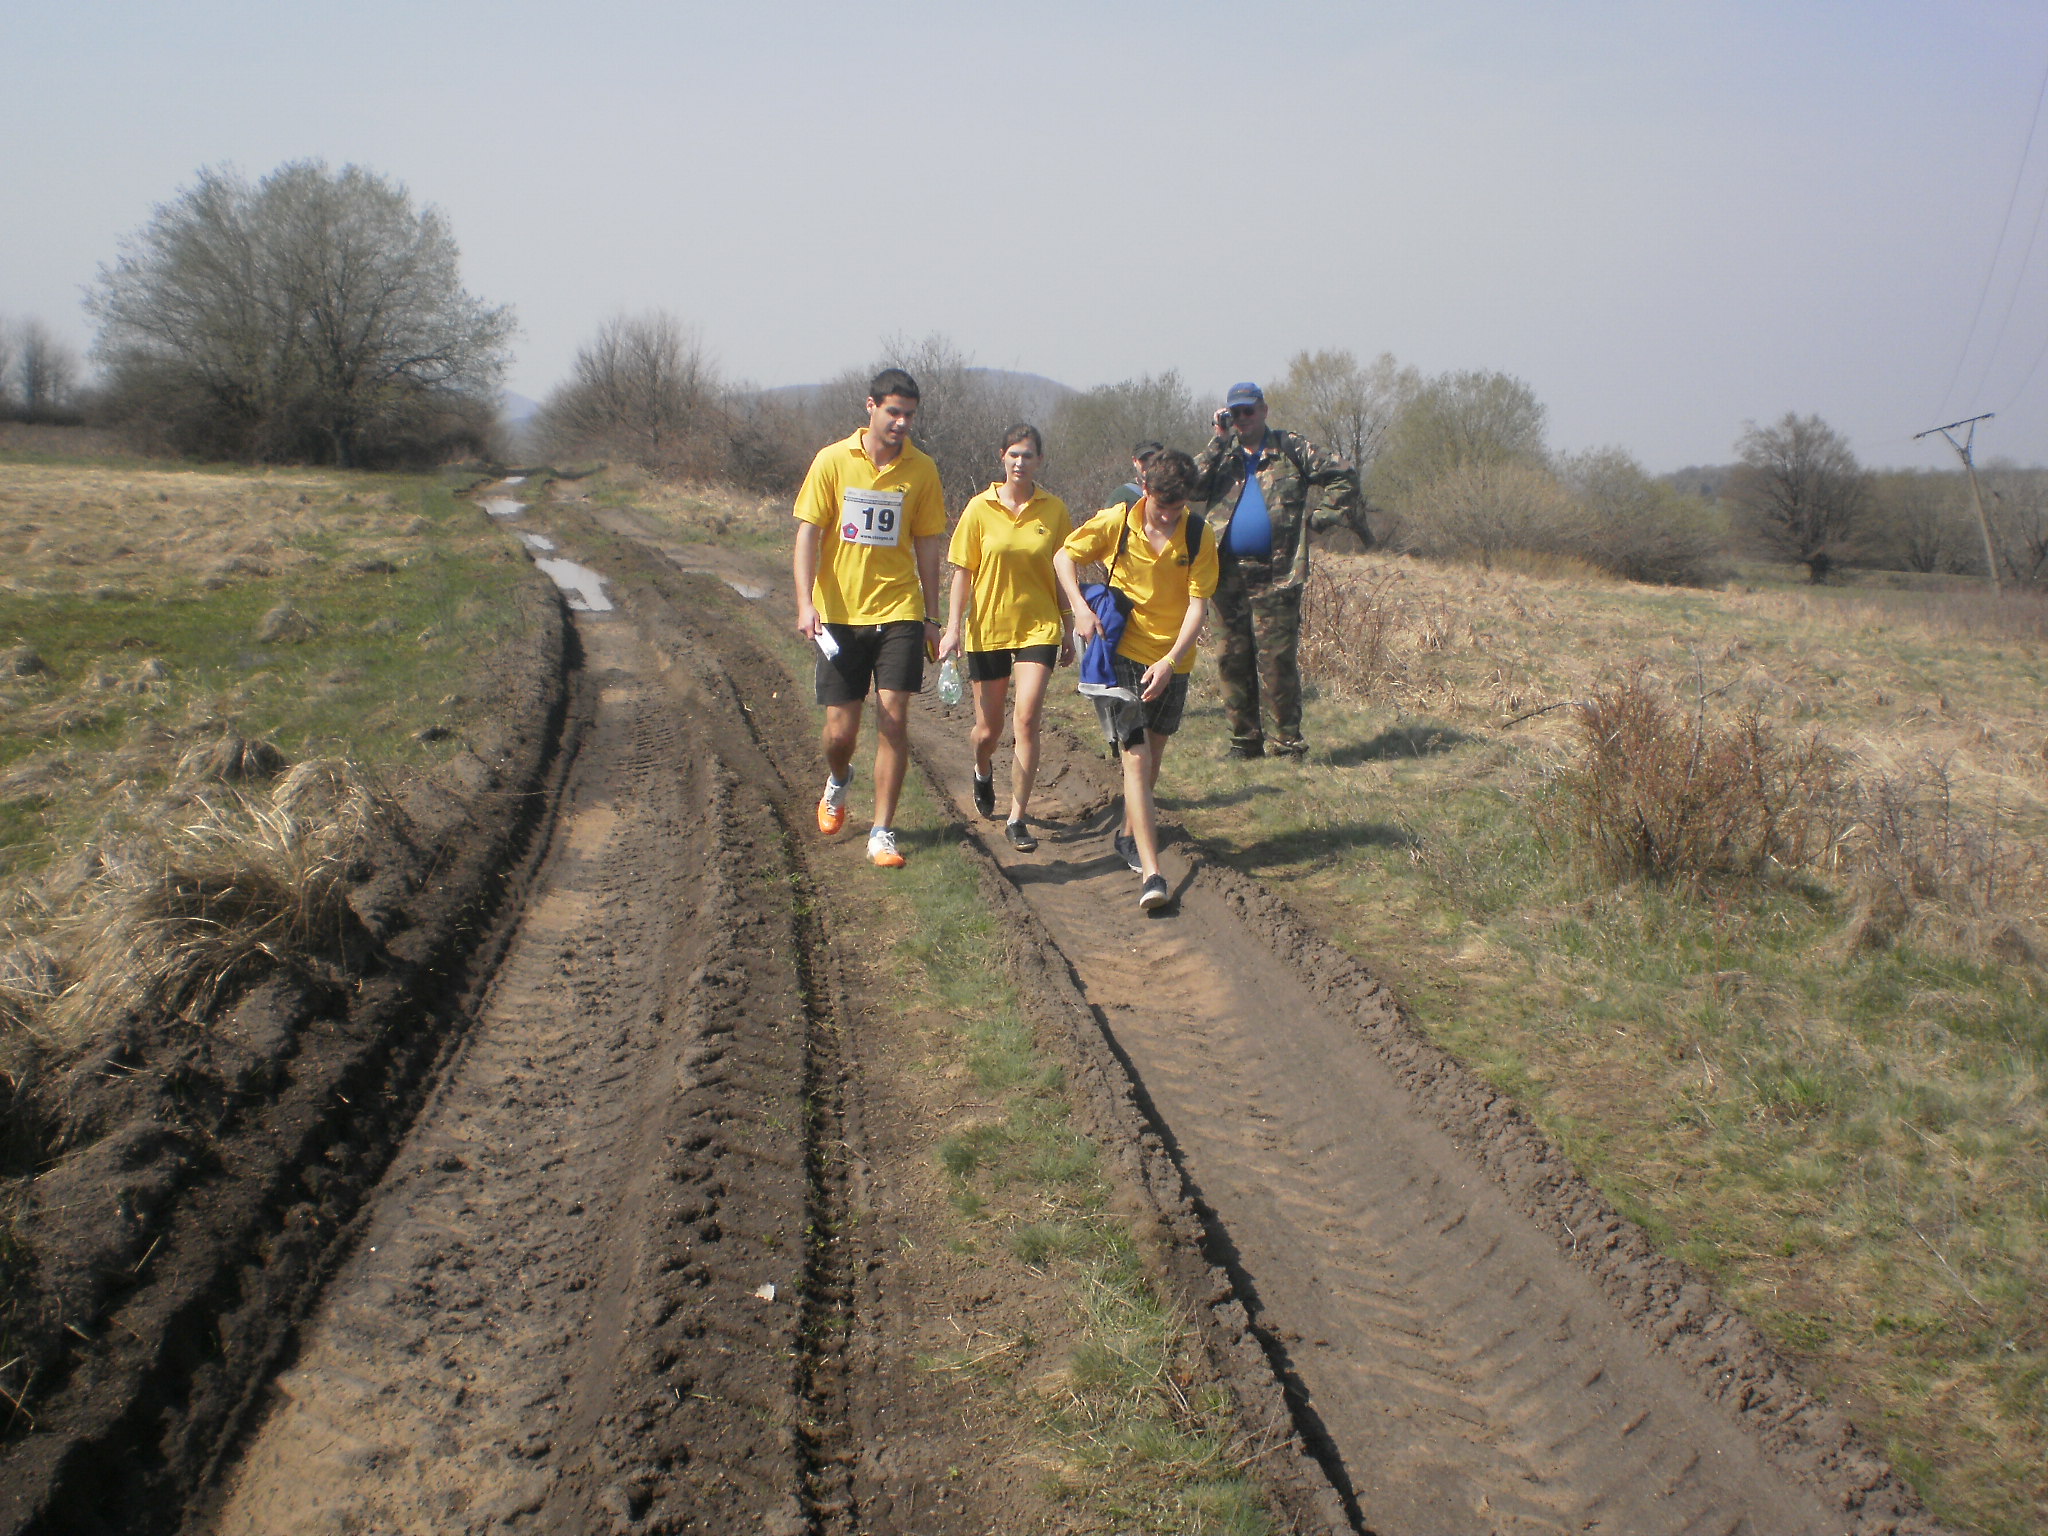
[{"xmin": 1939, "ymin": 54, "xmax": 2048, "ymax": 417}]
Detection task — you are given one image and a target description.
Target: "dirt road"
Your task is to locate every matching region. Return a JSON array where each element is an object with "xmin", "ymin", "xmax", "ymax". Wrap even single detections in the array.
[{"xmin": 190, "ymin": 499, "xmax": 1935, "ymax": 1536}]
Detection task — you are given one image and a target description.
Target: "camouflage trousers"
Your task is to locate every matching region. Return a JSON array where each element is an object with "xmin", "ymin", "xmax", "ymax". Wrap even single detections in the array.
[{"xmin": 1212, "ymin": 561, "xmax": 1305, "ymax": 753}]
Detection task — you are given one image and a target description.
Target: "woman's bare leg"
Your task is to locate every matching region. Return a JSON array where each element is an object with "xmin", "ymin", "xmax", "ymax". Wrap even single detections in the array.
[
  {"xmin": 1006, "ymin": 661, "xmax": 1052, "ymax": 821},
  {"xmin": 969, "ymin": 673, "xmax": 1010, "ymax": 781}
]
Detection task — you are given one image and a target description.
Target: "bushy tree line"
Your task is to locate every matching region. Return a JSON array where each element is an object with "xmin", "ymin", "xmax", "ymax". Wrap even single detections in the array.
[{"xmin": 87, "ymin": 160, "xmax": 512, "ymax": 466}]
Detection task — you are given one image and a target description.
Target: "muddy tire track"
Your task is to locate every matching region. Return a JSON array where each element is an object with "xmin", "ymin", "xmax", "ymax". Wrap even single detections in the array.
[
  {"xmin": 913, "ymin": 712, "xmax": 1940, "ymax": 1536},
  {"xmin": 201, "ymin": 591, "xmax": 844, "ymax": 1534}
]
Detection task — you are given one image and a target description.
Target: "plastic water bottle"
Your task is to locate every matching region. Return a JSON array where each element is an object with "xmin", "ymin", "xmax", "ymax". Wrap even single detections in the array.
[{"xmin": 937, "ymin": 657, "xmax": 966, "ymax": 708}]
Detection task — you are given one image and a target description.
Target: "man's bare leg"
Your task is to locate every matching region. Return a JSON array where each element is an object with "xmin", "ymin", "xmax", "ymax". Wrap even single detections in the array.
[
  {"xmin": 872, "ymin": 689, "xmax": 913, "ymax": 831},
  {"xmin": 822, "ymin": 701, "xmax": 863, "ymax": 783}
]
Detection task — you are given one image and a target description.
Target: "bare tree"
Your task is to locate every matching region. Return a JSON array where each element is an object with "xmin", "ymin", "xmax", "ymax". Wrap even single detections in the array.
[
  {"xmin": 89, "ymin": 160, "xmax": 512, "ymax": 465},
  {"xmin": 0, "ymin": 321, "xmax": 18, "ymax": 416},
  {"xmin": 534, "ymin": 312, "xmax": 723, "ymax": 475},
  {"xmin": 1868, "ymin": 469, "xmax": 1975, "ymax": 575},
  {"xmin": 1982, "ymin": 464, "xmax": 2048, "ymax": 589},
  {"xmin": 1265, "ymin": 348, "xmax": 1418, "ymax": 480},
  {"xmin": 1404, "ymin": 459, "xmax": 1575, "ymax": 569},
  {"xmin": 14, "ymin": 320, "xmax": 79, "ymax": 419},
  {"xmin": 1047, "ymin": 370, "xmax": 1208, "ymax": 513},
  {"xmin": 1371, "ymin": 369, "xmax": 1548, "ymax": 534},
  {"xmin": 1726, "ymin": 413, "xmax": 1869, "ymax": 583},
  {"xmin": 1557, "ymin": 447, "xmax": 1726, "ymax": 586}
]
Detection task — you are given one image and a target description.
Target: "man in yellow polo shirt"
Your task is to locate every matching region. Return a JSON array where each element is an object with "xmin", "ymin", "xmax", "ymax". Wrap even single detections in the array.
[
  {"xmin": 1053, "ymin": 448, "xmax": 1219, "ymax": 910},
  {"xmin": 793, "ymin": 368, "xmax": 949, "ymax": 868}
]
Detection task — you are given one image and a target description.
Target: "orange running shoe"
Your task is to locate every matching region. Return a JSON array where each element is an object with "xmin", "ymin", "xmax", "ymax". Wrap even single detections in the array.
[
  {"xmin": 817, "ymin": 775, "xmax": 850, "ymax": 835},
  {"xmin": 866, "ymin": 827, "xmax": 905, "ymax": 868}
]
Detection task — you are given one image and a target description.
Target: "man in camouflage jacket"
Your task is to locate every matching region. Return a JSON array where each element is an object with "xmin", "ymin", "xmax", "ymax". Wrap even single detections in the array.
[{"xmin": 1192, "ymin": 381, "xmax": 1361, "ymax": 758}]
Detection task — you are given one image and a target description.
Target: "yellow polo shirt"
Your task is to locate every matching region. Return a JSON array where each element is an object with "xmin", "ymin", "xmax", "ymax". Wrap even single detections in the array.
[
  {"xmin": 1063, "ymin": 501, "xmax": 1219, "ymax": 673},
  {"xmin": 947, "ymin": 485, "xmax": 1073, "ymax": 651},
  {"xmin": 793, "ymin": 429, "xmax": 948, "ymax": 625}
]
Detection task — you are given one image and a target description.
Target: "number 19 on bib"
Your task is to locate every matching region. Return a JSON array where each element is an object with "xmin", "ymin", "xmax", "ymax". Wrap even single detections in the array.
[{"xmin": 839, "ymin": 488, "xmax": 904, "ymax": 548}]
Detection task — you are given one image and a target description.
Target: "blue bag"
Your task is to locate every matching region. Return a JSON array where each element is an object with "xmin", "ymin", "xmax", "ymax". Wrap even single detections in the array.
[
  {"xmin": 1074, "ymin": 508, "xmax": 1204, "ymax": 703},
  {"xmin": 1077, "ymin": 582, "xmax": 1135, "ymax": 700}
]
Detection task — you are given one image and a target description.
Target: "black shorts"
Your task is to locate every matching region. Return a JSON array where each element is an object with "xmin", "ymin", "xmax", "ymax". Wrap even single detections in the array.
[
  {"xmin": 816, "ymin": 620, "xmax": 926, "ymax": 705},
  {"xmin": 1094, "ymin": 651, "xmax": 1190, "ymax": 749},
  {"xmin": 965, "ymin": 644, "xmax": 1058, "ymax": 683}
]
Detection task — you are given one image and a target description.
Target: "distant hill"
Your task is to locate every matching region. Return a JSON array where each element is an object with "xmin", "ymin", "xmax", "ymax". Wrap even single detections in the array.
[{"xmin": 500, "ymin": 391, "xmax": 542, "ymax": 426}]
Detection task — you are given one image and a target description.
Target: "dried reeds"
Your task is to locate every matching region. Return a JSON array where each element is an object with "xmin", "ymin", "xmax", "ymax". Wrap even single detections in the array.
[{"xmin": 9, "ymin": 760, "xmax": 392, "ymax": 1049}]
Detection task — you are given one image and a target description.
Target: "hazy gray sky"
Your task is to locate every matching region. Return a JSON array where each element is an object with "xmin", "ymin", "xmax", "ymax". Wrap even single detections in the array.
[{"xmin": 6, "ymin": 1, "xmax": 2048, "ymax": 470}]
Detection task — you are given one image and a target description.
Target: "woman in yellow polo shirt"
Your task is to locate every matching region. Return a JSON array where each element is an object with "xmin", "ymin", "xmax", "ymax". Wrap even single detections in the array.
[{"xmin": 938, "ymin": 424, "xmax": 1073, "ymax": 852}]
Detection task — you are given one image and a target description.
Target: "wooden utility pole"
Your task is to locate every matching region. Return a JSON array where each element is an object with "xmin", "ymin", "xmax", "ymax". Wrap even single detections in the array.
[{"xmin": 1915, "ymin": 413, "xmax": 2001, "ymax": 594}]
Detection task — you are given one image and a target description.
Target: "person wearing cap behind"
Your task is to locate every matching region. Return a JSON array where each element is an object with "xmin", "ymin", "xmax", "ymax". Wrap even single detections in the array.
[
  {"xmin": 793, "ymin": 367, "xmax": 949, "ymax": 868},
  {"xmin": 1110, "ymin": 441, "xmax": 1164, "ymax": 508},
  {"xmin": 1053, "ymin": 448, "xmax": 1219, "ymax": 912},
  {"xmin": 1192, "ymin": 382, "xmax": 1360, "ymax": 759}
]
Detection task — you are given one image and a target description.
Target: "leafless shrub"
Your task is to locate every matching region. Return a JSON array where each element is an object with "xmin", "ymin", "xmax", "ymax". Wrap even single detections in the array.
[
  {"xmin": 1400, "ymin": 460, "xmax": 1579, "ymax": 570},
  {"xmin": 531, "ymin": 312, "xmax": 726, "ymax": 479},
  {"xmin": 1553, "ymin": 668, "xmax": 1852, "ymax": 885},
  {"xmin": 1301, "ymin": 565, "xmax": 1407, "ymax": 701},
  {"xmin": 1836, "ymin": 756, "xmax": 2047, "ymax": 962}
]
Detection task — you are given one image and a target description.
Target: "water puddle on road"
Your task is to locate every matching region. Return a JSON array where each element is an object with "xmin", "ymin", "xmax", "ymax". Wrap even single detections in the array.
[
  {"xmin": 534, "ymin": 558, "xmax": 613, "ymax": 612},
  {"xmin": 482, "ymin": 498, "xmax": 526, "ymax": 518},
  {"xmin": 517, "ymin": 531, "xmax": 558, "ymax": 553},
  {"xmin": 723, "ymin": 579, "xmax": 768, "ymax": 600}
]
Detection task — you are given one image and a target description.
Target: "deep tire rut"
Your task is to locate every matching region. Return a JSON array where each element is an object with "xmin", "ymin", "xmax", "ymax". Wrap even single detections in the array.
[{"xmin": 202, "ymin": 601, "xmax": 850, "ymax": 1535}]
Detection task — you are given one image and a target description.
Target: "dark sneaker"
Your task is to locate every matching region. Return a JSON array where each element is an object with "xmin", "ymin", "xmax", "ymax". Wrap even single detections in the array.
[
  {"xmin": 1226, "ymin": 738, "xmax": 1265, "ymax": 759},
  {"xmin": 1005, "ymin": 820, "xmax": 1037, "ymax": 853},
  {"xmin": 972, "ymin": 774, "xmax": 996, "ymax": 819},
  {"xmin": 1138, "ymin": 874, "xmax": 1170, "ymax": 910},
  {"xmin": 1114, "ymin": 832, "xmax": 1142, "ymax": 873},
  {"xmin": 1271, "ymin": 737, "xmax": 1309, "ymax": 759}
]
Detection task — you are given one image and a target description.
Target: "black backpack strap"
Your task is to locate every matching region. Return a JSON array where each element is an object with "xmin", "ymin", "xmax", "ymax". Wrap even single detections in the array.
[{"xmin": 1113, "ymin": 505, "xmax": 1203, "ymax": 585}]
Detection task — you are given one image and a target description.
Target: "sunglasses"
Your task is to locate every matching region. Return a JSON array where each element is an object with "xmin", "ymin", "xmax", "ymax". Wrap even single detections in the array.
[{"xmin": 1230, "ymin": 404, "xmax": 1261, "ymax": 417}]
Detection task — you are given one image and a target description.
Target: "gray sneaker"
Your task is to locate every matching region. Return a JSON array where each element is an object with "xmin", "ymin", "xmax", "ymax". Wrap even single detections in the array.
[
  {"xmin": 1005, "ymin": 820, "xmax": 1037, "ymax": 853},
  {"xmin": 972, "ymin": 774, "xmax": 996, "ymax": 819},
  {"xmin": 1114, "ymin": 831, "xmax": 1142, "ymax": 872},
  {"xmin": 1138, "ymin": 874, "xmax": 1170, "ymax": 910}
]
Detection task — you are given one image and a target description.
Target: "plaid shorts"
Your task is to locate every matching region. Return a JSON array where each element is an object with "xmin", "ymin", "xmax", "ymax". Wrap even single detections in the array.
[{"xmin": 1094, "ymin": 651, "xmax": 1189, "ymax": 749}]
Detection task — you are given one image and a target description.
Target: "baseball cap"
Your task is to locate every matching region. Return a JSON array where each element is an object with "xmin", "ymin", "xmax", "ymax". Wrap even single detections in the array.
[{"xmin": 1225, "ymin": 382, "xmax": 1264, "ymax": 407}]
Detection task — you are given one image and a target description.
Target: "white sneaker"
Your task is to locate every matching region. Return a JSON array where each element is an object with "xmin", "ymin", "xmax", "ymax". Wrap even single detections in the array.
[{"xmin": 867, "ymin": 826, "xmax": 905, "ymax": 868}]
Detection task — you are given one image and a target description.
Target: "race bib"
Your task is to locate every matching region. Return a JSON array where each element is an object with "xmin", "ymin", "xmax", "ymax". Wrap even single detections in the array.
[{"xmin": 839, "ymin": 488, "xmax": 904, "ymax": 548}]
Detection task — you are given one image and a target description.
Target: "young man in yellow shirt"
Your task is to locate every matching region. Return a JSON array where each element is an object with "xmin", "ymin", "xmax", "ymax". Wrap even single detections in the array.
[
  {"xmin": 1053, "ymin": 449, "xmax": 1220, "ymax": 910},
  {"xmin": 792, "ymin": 368, "xmax": 949, "ymax": 867}
]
